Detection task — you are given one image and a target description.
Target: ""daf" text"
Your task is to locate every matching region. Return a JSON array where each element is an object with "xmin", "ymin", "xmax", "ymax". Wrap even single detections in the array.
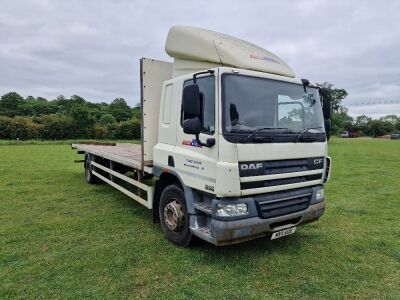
[{"xmin": 241, "ymin": 163, "xmax": 263, "ymax": 170}]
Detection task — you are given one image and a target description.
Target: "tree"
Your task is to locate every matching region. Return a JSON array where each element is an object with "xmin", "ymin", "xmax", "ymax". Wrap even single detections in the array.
[
  {"xmin": 53, "ymin": 95, "xmax": 69, "ymax": 115},
  {"xmin": 99, "ymin": 113, "xmax": 116, "ymax": 125},
  {"xmin": 0, "ymin": 92, "xmax": 24, "ymax": 117},
  {"xmin": 70, "ymin": 95, "xmax": 86, "ymax": 105},
  {"xmin": 380, "ymin": 115, "xmax": 399, "ymax": 127},
  {"xmin": 316, "ymin": 82, "xmax": 348, "ymax": 113},
  {"xmin": 7, "ymin": 116, "xmax": 41, "ymax": 140},
  {"xmin": 369, "ymin": 119, "xmax": 389, "ymax": 137},
  {"xmin": 108, "ymin": 98, "xmax": 133, "ymax": 122},
  {"xmin": 19, "ymin": 96, "xmax": 58, "ymax": 116},
  {"xmin": 111, "ymin": 118, "xmax": 141, "ymax": 139},
  {"xmin": 70, "ymin": 104, "xmax": 96, "ymax": 137},
  {"xmin": 132, "ymin": 103, "xmax": 141, "ymax": 119},
  {"xmin": 0, "ymin": 116, "xmax": 12, "ymax": 139},
  {"xmin": 378, "ymin": 116, "xmax": 395, "ymax": 133},
  {"xmin": 331, "ymin": 110, "xmax": 354, "ymax": 134},
  {"xmin": 39, "ymin": 114, "xmax": 74, "ymax": 139},
  {"xmin": 316, "ymin": 82, "xmax": 350, "ymax": 134},
  {"xmin": 354, "ymin": 115, "xmax": 372, "ymax": 134}
]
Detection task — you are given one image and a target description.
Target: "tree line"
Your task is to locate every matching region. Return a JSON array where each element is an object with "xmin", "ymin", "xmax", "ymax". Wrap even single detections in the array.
[
  {"xmin": 0, "ymin": 92, "xmax": 141, "ymax": 140},
  {"xmin": 316, "ymin": 83, "xmax": 399, "ymax": 137},
  {"xmin": 0, "ymin": 86, "xmax": 399, "ymax": 140}
]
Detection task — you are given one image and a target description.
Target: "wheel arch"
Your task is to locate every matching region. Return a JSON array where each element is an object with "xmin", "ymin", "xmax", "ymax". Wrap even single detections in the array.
[{"xmin": 153, "ymin": 169, "xmax": 191, "ymax": 223}]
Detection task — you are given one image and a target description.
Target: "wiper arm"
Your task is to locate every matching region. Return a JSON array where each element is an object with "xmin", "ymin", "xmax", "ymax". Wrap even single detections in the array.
[
  {"xmin": 243, "ymin": 127, "xmax": 290, "ymax": 143},
  {"xmin": 296, "ymin": 126, "xmax": 323, "ymax": 142}
]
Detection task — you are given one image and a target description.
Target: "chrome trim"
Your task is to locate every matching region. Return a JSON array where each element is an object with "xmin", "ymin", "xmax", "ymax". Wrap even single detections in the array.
[{"xmin": 240, "ymin": 169, "xmax": 323, "ymax": 183}]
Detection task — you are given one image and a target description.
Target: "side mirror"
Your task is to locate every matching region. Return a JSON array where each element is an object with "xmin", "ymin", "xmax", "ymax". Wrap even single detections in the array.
[
  {"xmin": 181, "ymin": 82, "xmax": 215, "ymax": 148},
  {"xmin": 320, "ymin": 88, "xmax": 332, "ymax": 120},
  {"xmin": 324, "ymin": 119, "xmax": 331, "ymax": 140},
  {"xmin": 322, "ymin": 96, "xmax": 331, "ymax": 120},
  {"xmin": 183, "ymin": 117, "xmax": 202, "ymax": 135},
  {"xmin": 182, "ymin": 84, "xmax": 201, "ymax": 117}
]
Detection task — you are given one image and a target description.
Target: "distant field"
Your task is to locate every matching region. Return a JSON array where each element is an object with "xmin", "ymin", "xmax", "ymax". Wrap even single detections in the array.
[{"xmin": 0, "ymin": 139, "xmax": 399, "ymax": 299}]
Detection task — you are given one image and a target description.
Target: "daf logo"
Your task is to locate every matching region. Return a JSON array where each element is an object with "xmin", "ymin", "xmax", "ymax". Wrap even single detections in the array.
[
  {"xmin": 241, "ymin": 163, "xmax": 263, "ymax": 170},
  {"xmin": 314, "ymin": 158, "xmax": 324, "ymax": 165}
]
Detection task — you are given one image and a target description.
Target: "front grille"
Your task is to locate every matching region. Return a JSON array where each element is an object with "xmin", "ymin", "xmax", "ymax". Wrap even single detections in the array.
[
  {"xmin": 239, "ymin": 157, "xmax": 324, "ymax": 192},
  {"xmin": 241, "ymin": 174, "xmax": 322, "ymax": 190},
  {"xmin": 239, "ymin": 157, "xmax": 324, "ymax": 177},
  {"xmin": 255, "ymin": 187, "xmax": 312, "ymax": 218}
]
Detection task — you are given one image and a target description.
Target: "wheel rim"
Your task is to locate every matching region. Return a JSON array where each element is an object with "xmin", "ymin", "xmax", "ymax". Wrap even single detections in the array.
[{"xmin": 163, "ymin": 199, "xmax": 185, "ymax": 232}]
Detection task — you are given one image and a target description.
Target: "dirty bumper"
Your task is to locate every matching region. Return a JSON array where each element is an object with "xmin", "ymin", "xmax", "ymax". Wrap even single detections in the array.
[{"xmin": 193, "ymin": 201, "xmax": 325, "ymax": 246}]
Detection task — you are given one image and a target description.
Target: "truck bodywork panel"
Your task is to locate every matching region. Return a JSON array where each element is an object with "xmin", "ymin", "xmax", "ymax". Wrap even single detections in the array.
[{"xmin": 140, "ymin": 58, "xmax": 172, "ymax": 167}]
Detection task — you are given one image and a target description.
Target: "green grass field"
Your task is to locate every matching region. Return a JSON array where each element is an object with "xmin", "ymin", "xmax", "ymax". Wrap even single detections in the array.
[{"xmin": 1, "ymin": 139, "xmax": 399, "ymax": 299}]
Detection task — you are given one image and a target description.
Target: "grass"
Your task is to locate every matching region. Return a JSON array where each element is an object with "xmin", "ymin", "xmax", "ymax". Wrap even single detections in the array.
[{"xmin": 0, "ymin": 139, "xmax": 399, "ymax": 299}]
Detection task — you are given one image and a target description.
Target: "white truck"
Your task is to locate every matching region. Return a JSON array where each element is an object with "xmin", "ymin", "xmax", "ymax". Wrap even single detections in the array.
[{"xmin": 72, "ymin": 26, "xmax": 332, "ymax": 246}]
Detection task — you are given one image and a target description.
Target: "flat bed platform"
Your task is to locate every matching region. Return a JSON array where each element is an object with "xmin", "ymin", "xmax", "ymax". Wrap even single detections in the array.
[{"xmin": 72, "ymin": 143, "xmax": 142, "ymax": 170}]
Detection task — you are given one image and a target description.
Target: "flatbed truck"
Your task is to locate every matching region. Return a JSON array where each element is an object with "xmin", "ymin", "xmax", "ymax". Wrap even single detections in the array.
[{"xmin": 72, "ymin": 26, "xmax": 332, "ymax": 246}]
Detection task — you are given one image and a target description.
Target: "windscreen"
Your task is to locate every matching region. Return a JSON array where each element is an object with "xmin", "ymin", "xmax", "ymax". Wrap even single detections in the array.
[{"xmin": 222, "ymin": 74, "xmax": 325, "ymax": 135}]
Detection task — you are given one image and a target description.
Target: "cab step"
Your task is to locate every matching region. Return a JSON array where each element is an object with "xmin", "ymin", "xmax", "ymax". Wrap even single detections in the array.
[
  {"xmin": 194, "ymin": 203, "xmax": 212, "ymax": 215},
  {"xmin": 190, "ymin": 226, "xmax": 214, "ymax": 243}
]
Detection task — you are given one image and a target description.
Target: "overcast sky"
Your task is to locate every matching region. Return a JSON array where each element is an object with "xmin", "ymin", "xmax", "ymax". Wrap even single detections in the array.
[{"xmin": 1, "ymin": 0, "xmax": 399, "ymax": 117}]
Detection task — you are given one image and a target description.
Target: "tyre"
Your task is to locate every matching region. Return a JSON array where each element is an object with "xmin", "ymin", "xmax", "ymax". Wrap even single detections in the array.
[
  {"xmin": 159, "ymin": 185, "xmax": 192, "ymax": 247},
  {"xmin": 84, "ymin": 155, "xmax": 101, "ymax": 184}
]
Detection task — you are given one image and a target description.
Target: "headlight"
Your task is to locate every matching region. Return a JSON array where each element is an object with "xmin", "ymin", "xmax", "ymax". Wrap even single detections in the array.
[
  {"xmin": 216, "ymin": 203, "xmax": 248, "ymax": 217},
  {"xmin": 316, "ymin": 188, "xmax": 324, "ymax": 202}
]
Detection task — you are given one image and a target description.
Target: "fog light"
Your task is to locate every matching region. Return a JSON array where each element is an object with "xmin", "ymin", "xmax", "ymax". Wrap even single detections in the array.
[
  {"xmin": 216, "ymin": 203, "xmax": 248, "ymax": 217},
  {"xmin": 316, "ymin": 188, "xmax": 324, "ymax": 202}
]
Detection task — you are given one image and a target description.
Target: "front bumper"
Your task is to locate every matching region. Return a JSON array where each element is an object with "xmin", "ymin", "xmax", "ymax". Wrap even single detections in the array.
[{"xmin": 190, "ymin": 200, "xmax": 325, "ymax": 246}]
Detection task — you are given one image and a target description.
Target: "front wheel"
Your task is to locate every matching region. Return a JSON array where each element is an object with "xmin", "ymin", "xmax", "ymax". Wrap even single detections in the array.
[{"xmin": 159, "ymin": 185, "xmax": 192, "ymax": 247}]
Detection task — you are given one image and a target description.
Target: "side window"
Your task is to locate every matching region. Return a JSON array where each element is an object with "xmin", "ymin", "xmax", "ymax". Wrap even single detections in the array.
[
  {"xmin": 183, "ymin": 76, "xmax": 215, "ymax": 135},
  {"xmin": 162, "ymin": 84, "xmax": 173, "ymax": 124}
]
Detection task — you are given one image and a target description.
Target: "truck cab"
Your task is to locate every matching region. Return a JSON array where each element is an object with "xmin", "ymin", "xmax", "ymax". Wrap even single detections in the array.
[
  {"xmin": 152, "ymin": 65, "xmax": 331, "ymax": 246},
  {"xmin": 148, "ymin": 26, "xmax": 332, "ymax": 246}
]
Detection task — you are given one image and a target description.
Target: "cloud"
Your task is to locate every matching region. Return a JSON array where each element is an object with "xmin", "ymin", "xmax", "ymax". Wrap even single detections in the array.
[{"xmin": 0, "ymin": 0, "xmax": 399, "ymax": 117}]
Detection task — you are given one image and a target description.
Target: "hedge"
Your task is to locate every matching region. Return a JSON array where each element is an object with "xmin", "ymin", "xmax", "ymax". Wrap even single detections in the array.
[{"xmin": 0, "ymin": 115, "xmax": 141, "ymax": 140}]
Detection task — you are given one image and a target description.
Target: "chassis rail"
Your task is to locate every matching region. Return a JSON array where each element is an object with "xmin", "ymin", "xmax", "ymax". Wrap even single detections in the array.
[{"xmin": 73, "ymin": 143, "xmax": 153, "ymax": 209}]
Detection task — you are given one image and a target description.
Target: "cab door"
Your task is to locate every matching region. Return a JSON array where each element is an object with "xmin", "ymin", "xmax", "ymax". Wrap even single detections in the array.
[{"xmin": 174, "ymin": 74, "xmax": 219, "ymax": 193}]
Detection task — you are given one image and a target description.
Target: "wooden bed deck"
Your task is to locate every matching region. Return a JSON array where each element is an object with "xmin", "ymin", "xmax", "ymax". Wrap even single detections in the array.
[{"xmin": 72, "ymin": 143, "xmax": 142, "ymax": 170}]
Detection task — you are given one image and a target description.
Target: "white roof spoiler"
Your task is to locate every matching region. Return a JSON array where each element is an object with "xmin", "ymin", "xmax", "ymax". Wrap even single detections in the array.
[{"xmin": 165, "ymin": 26, "xmax": 295, "ymax": 78}]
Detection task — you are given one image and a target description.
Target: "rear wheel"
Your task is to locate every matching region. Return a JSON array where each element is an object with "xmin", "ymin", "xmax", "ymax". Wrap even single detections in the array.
[
  {"xmin": 84, "ymin": 155, "xmax": 101, "ymax": 184},
  {"xmin": 159, "ymin": 185, "xmax": 192, "ymax": 247}
]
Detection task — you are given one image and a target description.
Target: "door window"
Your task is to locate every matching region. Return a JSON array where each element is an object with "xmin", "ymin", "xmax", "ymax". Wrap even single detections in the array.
[{"xmin": 183, "ymin": 76, "xmax": 215, "ymax": 135}]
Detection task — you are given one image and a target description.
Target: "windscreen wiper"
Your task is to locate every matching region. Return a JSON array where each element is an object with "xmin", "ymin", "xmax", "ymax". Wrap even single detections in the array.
[
  {"xmin": 295, "ymin": 126, "xmax": 323, "ymax": 142},
  {"xmin": 243, "ymin": 127, "xmax": 290, "ymax": 143}
]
